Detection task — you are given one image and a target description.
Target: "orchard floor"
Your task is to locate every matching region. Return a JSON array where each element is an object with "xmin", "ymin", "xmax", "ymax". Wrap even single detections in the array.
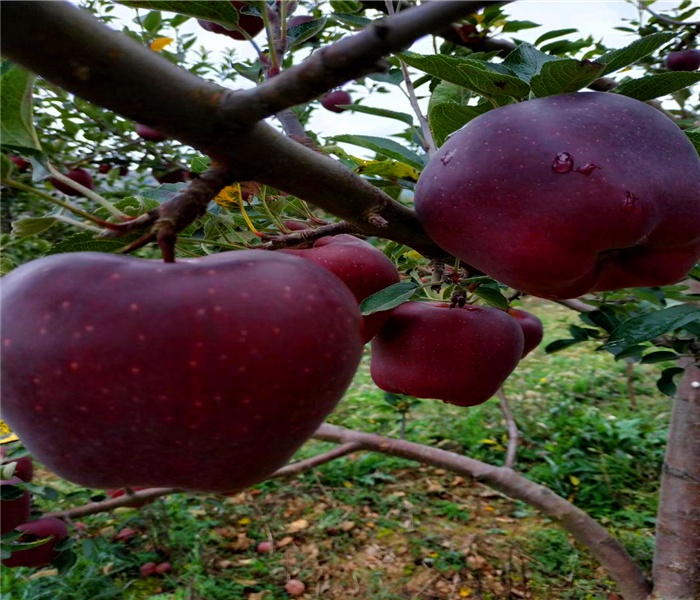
[{"xmin": 3, "ymin": 300, "xmax": 665, "ymax": 599}]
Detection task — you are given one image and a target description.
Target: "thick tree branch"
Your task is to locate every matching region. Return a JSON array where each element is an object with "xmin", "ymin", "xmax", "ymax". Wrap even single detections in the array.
[
  {"xmin": 0, "ymin": 0, "xmax": 452, "ymax": 258},
  {"xmin": 312, "ymin": 423, "xmax": 652, "ymax": 600},
  {"xmin": 651, "ymin": 361, "xmax": 700, "ymax": 600}
]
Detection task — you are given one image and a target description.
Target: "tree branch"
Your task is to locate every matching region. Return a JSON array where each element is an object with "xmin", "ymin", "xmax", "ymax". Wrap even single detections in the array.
[
  {"xmin": 496, "ymin": 387, "xmax": 520, "ymax": 469},
  {"xmin": 273, "ymin": 442, "xmax": 363, "ymax": 478},
  {"xmin": 651, "ymin": 361, "xmax": 700, "ymax": 600},
  {"xmin": 312, "ymin": 423, "xmax": 652, "ymax": 600}
]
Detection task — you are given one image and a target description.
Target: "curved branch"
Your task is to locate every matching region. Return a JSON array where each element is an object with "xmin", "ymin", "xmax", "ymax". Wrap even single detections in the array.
[
  {"xmin": 496, "ymin": 387, "xmax": 520, "ymax": 469},
  {"xmin": 312, "ymin": 423, "xmax": 652, "ymax": 600}
]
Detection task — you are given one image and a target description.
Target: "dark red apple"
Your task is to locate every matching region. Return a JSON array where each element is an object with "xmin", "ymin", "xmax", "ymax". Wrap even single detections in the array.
[
  {"xmin": 1, "ymin": 476, "xmax": 31, "ymax": 534},
  {"xmin": 197, "ymin": 1, "xmax": 264, "ymax": 40},
  {"xmin": 414, "ymin": 92, "xmax": 700, "ymax": 299},
  {"xmin": 49, "ymin": 168, "xmax": 94, "ymax": 197},
  {"xmin": 370, "ymin": 302, "xmax": 524, "ymax": 406},
  {"xmin": 321, "ymin": 90, "xmax": 352, "ymax": 113},
  {"xmin": 2, "ymin": 518, "xmax": 69, "ymax": 568},
  {"xmin": 136, "ymin": 123, "xmax": 168, "ymax": 143},
  {"xmin": 9, "ymin": 155, "xmax": 30, "ymax": 172},
  {"xmin": 155, "ymin": 562, "xmax": 172, "ymax": 574},
  {"xmin": 0, "ymin": 251, "xmax": 363, "ymax": 492},
  {"xmin": 97, "ymin": 163, "xmax": 112, "ymax": 174},
  {"xmin": 507, "ymin": 308, "xmax": 544, "ymax": 358},
  {"xmin": 665, "ymin": 50, "xmax": 700, "ymax": 71},
  {"xmin": 153, "ymin": 168, "xmax": 189, "ymax": 184},
  {"xmin": 0, "ymin": 447, "xmax": 34, "ymax": 482},
  {"xmin": 281, "ymin": 234, "xmax": 400, "ymax": 342},
  {"xmin": 140, "ymin": 561, "xmax": 157, "ymax": 576}
]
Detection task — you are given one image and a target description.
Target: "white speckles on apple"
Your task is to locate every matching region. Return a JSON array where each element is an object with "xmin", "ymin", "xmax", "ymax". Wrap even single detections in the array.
[
  {"xmin": 61, "ymin": 301, "xmax": 71, "ymax": 309},
  {"xmin": 272, "ymin": 327, "xmax": 281, "ymax": 334},
  {"xmin": 194, "ymin": 401, "xmax": 203, "ymax": 408},
  {"xmin": 188, "ymin": 360, "xmax": 199, "ymax": 368},
  {"xmin": 2, "ymin": 339, "xmax": 10, "ymax": 348},
  {"xmin": 69, "ymin": 362, "xmax": 80, "ymax": 371},
  {"xmin": 214, "ymin": 306, "xmax": 223, "ymax": 313},
  {"xmin": 207, "ymin": 269, "xmax": 217, "ymax": 275},
  {"xmin": 33, "ymin": 404, "xmax": 44, "ymax": 413},
  {"xmin": 109, "ymin": 273, "xmax": 121, "ymax": 280},
  {"xmin": 131, "ymin": 397, "xmax": 141, "ymax": 403},
  {"xmin": 214, "ymin": 395, "xmax": 223, "ymax": 402},
  {"xmin": 100, "ymin": 388, "xmax": 110, "ymax": 395},
  {"xmin": 219, "ymin": 354, "xmax": 229, "ymax": 361},
  {"xmin": 207, "ymin": 288, "xmax": 216, "ymax": 295},
  {"xmin": 307, "ymin": 294, "xmax": 317, "ymax": 301},
  {"xmin": 196, "ymin": 308, "xmax": 206, "ymax": 316},
  {"xmin": 303, "ymin": 367, "xmax": 312, "ymax": 374},
  {"xmin": 137, "ymin": 334, "xmax": 146, "ymax": 342},
  {"xmin": 242, "ymin": 398, "xmax": 251, "ymax": 405},
  {"xmin": 195, "ymin": 341, "xmax": 204, "ymax": 349},
  {"xmin": 240, "ymin": 292, "xmax": 250, "ymax": 299},
  {"xmin": 73, "ymin": 332, "xmax": 82, "ymax": 339},
  {"xmin": 130, "ymin": 367, "xmax": 141, "ymax": 375},
  {"xmin": 32, "ymin": 377, "xmax": 40, "ymax": 384},
  {"xmin": 129, "ymin": 303, "xmax": 139, "ymax": 311},
  {"xmin": 78, "ymin": 406, "xmax": 88, "ymax": 413},
  {"xmin": 157, "ymin": 395, "xmax": 168, "ymax": 401}
]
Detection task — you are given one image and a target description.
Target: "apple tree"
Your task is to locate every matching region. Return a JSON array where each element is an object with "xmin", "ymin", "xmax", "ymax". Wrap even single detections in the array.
[{"xmin": 1, "ymin": 1, "xmax": 699, "ymax": 598}]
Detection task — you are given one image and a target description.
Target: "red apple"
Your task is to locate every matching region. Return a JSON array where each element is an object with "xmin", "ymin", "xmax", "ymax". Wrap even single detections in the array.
[
  {"xmin": 257, "ymin": 541, "xmax": 273, "ymax": 554},
  {"xmin": 197, "ymin": 1, "xmax": 264, "ymax": 40},
  {"xmin": 507, "ymin": 308, "xmax": 544, "ymax": 358},
  {"xmin": 665, "ymin": 50, "xmax": 700, "ymax": 72},
  {"xmin": 9, "ymin": 155, "xmax": 30, "ymax": 172},
  {"xmin": 155, "ymin": 562, "xmax": 172, "ymax": 574},
  {"xmin": 136, "ymin": 123, "xmax": 168, "ymax": 143},
  {"xmin": 321, "ymin": 90, "xmax": 352, "ymax": 113},
  {"xmin": 285, "ymin": 579, "xmax": 306, "ymax": 596},
  {"xmin": 0, "ymin": 447, "xmax": 34, "ymax": 482},
  {"xmin": 370, "ymin": 302, "xmax": 524, "ymax": 406},
  {"xmin": 97, "ymin": 163, "xmax": 112, "ymax": 174},
  {"xmin": 2, "ymin": 518, "xmax": 69, "ymax": 568},
  {"xmin": 1, "ymin": 476, "xmax": 31, "ymax": 534},
  {"xmin": 140, "ymin": 561, "xmax": 157, "ymax": 576},
  {"xmin": 49, "ymin": 168, "xmax": 94, "ymax": 197},
  {"xmin": 281, "ymin": 234, "xmax": 401, "ymax": 342},
  {"xmin": 414, "ymin": 92, "xmax": 700, "ymax": 299},
  {"xmin": 0, "ymin": 251, "xmax": 364, "ymax": 492}
]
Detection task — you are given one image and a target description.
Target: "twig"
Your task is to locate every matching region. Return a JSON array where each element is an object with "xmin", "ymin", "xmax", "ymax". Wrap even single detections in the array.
[
  {"xmin": 496, "ymin": 387, "xmax": 519, "ymax": 469},
  {"xmin": 638, "ymin": 1, "xmax": 700, "ymax": 27},
  {"xmin": 273, "ymin": 442, "xmax": 363, "ymax": 478},
  {"xmin": 258, "ymin": 221, "xmax": 359, "ymax": 250}
]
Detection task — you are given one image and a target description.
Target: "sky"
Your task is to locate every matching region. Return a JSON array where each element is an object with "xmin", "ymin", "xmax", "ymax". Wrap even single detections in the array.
[{"xmin": 108, "ymin": 1, "xmax": 689, "ymax": 146}]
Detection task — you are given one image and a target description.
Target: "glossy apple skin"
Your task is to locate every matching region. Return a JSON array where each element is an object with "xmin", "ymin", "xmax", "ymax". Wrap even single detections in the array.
[
  {"xmin": 665, "ymin": 50, "xmax": 700, "ymax": 71},
  {"xmin": 49, "ymin": 168, "xmax": 94, "ymax": 197},
  {"xmin": 370, "ymin": 302, "xmax": 524, "ymax": 406},
  {"xmin": 281, "ymin": 235, "xmax": 400, "ymax": 342},
  {"xmin": 2, "ymin": 518, "xmax": 69, "ymax": 568},
  {"xmin": 136, "ymin": 123, "xmax": 168, "ymax": 142},
  {"xmin": 507, "ymin": 308, "xmax": 544, "ymax": 358},
  {"xmin": 321, "ymin": 90, "xmax": 352, "ymax": 113},
  {"xmin": 0, "ymin": 251, "xmax": 363, "ymax": 492},
  {"xmin": 197, "ymin": 1, "xmax": 264, "ymax": 40},
  {"xmin": 415, "ymin": 92, "xmax": 700, "ymax": 299},
  {"xmin": 0, "ymin": 448, "xmax": 34, "ymax": 483},
  {"xmin": 0, "ymin": 477, "xmax": 31, "ymax": 534}
]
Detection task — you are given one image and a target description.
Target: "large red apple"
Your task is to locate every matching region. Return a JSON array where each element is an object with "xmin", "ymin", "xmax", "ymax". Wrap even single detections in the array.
[
  {"xmin": 321, "ymin": 90, "xmax": 352, "ymax": 113},
  {"xmin": 281, "ymin": 234, "xmax": 401, "ymax": 342},
  {"xmin": 507, "ymin": 308, "xmax": 544, "ymax": 358},
  {"xmin": 665, "ymin": 50, "xmax": 700, "ymax": 71},
  {"xmin": 370, "ymin": 302, "xmax": 524, "ymax": 406},
  {"xmin": 2, "ymin": 518, "xmax": 69, "ymax": 568},
  {"xmin": 1, "ymin": 476, "xmax": 31, "ymax": 534},
  {"xmin": 0, "ymin": 251, "xmax": 364, "ymax": 492},
  {"xmin": 49, "ymin": 168, "xmax": 94, "ymax": 197},
  {"xmin": 414, "ymin": 92, "xmax": 700, "ymax": 299},
  {"xmin": 197, "ymin": 1, "xmax": 264, "ymax": 40}
]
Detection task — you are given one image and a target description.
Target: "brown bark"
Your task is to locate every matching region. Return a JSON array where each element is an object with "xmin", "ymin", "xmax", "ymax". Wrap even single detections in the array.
[{"xmin": 651, "ymin": 361, "xmax": 700, "ymax": 600}]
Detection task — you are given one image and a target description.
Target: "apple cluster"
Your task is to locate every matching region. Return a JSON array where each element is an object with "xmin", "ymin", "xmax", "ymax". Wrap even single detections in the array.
[{"xmin": 1, "ymin": 449, "xmax": 70, "ymax": 568}]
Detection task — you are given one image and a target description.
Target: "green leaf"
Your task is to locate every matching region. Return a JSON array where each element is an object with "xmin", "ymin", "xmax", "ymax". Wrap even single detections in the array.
[
  {"xmin": 0, "ymin": 153, "xmax": 12, "ymax": 179},
  {"xmin": 613, "ymin": 344, "xmax": 647, "ymax": 360},
  {"xmin": 52, "ymin": 549, "xmax": 78, "ymax": 575},
  {"xmin": 598, "ymin": 32, "xmax": 674, "ymax": 76},
  {"xmin": 288, "ymin": 17, "xmax": 327, "ymax": 49},
  {"xmin": 330, "ymin": 0, "xmax": 363, "ymax": 13},
  {"xmin": 501, "ymin": 42, "xmax": 562, "ymax": 83},
  {"xmin": 641, "ymin": 351, "xmax": 678, "ymax": 364},
  {"xmin": 232, "ymin": 61, "xmax": 262, "ymax": 83},
  {"xmin": 473, "ymin": 286, "xmax": 508, "ymax": 309},
  {"xmin": 501, "ymin": 20, "xmax": 540, "ymax": 33},
  {"xmin": 0, "ymin": 255, "xmax": 16, "ymax": 275},
  {"xmin": 11, "ymin": 216, "xmax": 58, "ymax": 238},
  {"xmin": 657, "ymin": 367, "xmax": 684, "ymax": 397},
  {"xmin": 684, "ymin": 128, "xmax": 700, "ymax": 157},
  {"xmin": 534, "ymin": 28, "xmax": 578, "ymax": 46},
  {"xmin": 0, "ymin": 61, "xmax": 41, "ymax": 153},
  {"xmin": 329, "ymin": 135, "xmax": 424, "ymax": 170},
  {"xmin": 340, "ymin": 104, "xmax": 414, "ymax": 126},
  {"xmin": 428, "ymin": 101, "xmax": 490, "ymax": 147},
  {"xmin": 190, "ymin": 155, "xmax": 212, "ymax": 174},
  {"xmin": 142, "ymin": 10, "xmax": 162, "ymax": 32},
  {"xmin": 545, "ymin": 338, "xmax": 580, "ymax": 353},
  {"xmin": 331, "ymin": 12, "xmax": 372, "ymax": 28},
  {"xmin": 118, "ymin": 1, "xmax": 240, "ymax": 29},
  {"xmin": 530, "ymin": 59, "xmax": 605, "ymax": 97},
  {"xmin": 603, "ymin": 305, "xmax": 700, "ymax": 351},
  {"xmin": 0, "ymin": 483, "xmax": 25, "ymax": 501},
  {"xmin": 46, "ymin": 231, "xmax": 142, "ymax": 255},
  {"xmin": 360, "ymin": 281, "xmax": 419, "ymax": 316},
  {"xmin": 612, "ymin": 72, "xmax": 700, "ymax": 102},
  {"xmin": 399, "ymin": 52, "xmax": 530, "ymax": 102}
]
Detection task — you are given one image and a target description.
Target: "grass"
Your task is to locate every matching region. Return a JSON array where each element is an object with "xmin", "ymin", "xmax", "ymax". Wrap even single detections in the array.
[{"xmin": 2, "ymin": 299, "xmax": 670, "ymax": 599}]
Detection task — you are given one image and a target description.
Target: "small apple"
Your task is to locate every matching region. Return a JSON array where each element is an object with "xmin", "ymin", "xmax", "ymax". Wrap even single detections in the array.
[
  {"xmin": 140, "ymin": 561, "xmax": 157, "ymax": 577},
  {"xmin": 1, "ymin": 476, "xmax": 31, "ymax": 534},
  {"xmin": 665, "ymin": 50, "xmax": 700, "ymax": 72},
  {"xmin": 197, "ymin": 1, "xmax": 264, "ymax": 40},
  {"xmin": 153, "ymin": 167, "xmax": 189, "ymax": 185},
  {"xmin": 285, "ymin": 579, "xmax": 306, "ymax": 596},
  {"xmin": 155, "ymin": 562, "xmax": 172, "ymax": 574},
  {"xmin": 321, "ymin": 90, "xmax": 352, "ymax": 113},
  {"xmin": 414, "ymin": 92, "xmax": 700, "ymax": 299},
  {"xmin": 0, "ymin": 447, "xmax": 34, "ymax": 482},
  {"xmin": 281, "ymin": 234, "xmax": 401, "ymax": 342},
  {"xmin": 115, "ymin": 527, "xmax": 138, "ymax": 541},
  {"xmin": 257, "ymin": 541, "xmax": 273, "ymax": 554},
  {"xmin": 1, "ymin": 250, "xmax": 364, "ymax": 492},
  {"xmin": 371, "ymin": 302, "xmax": 524, "ymax": 406},
  {"xmin": 49, "ymin": 168, "xmax": 94, "ymax": 197},
  {"xmin": 9, "ymin": 156, "xmax": 30, "ymax": 172},
  {"xmin": 2, "ymin": 518, "xmax": 69, "ymax": 568},
  {"xmin": 97, "ymin": 163, "xmax": 112, "ymax": 174},
  {"xmin": 507, "ymin": 308, "xmax": 544, "ymax": 358},
  {"xmin": 136, "ymin": 123, "xmax": 168, "ymax": 143}
]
